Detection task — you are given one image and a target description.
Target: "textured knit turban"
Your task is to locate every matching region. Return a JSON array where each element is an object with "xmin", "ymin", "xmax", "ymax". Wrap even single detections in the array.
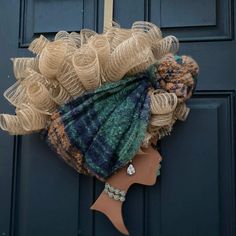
[{"xmin": 44, "ymin": 54, "xmax": 198, "ymax": 180}]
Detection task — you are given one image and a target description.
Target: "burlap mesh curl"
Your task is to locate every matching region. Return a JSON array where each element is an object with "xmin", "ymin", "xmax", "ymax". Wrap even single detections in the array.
[
  {"xmin": 29, "ymin": 35, "xmax": 49, "ymax": 55},
  {"xmin": 4, "ymin": 80, "xmax": 28, "ymax": 108},
  {"xmin": 57, "ymin": 61, "xmax": 86, "ymax": 98},
  {"xmin": 16, "ymin": 105, "xmax": 49, "ymax": 131},
  {"xmin": 38, "ymin": 40, "xmax": 68, "ymax": 79},
  {"xmin": 80, "ymin": 29, "xmax": 97, "ymax": 45},
  {"xmin": 0, "ymin": 114, "xmax": 30, "ymax": 135},
  {"xmin": 0, "ymin": 21, "xmax": 192, "ymax": 144},
  {"xmin": 88, "ymin": 35, "xmax": 110, "ymax": 82},
  {"xmin": 11, "ymin": 57, "xmax": 39, "ymax": 80},
  {"xmin": 48, "ymin": 83, "xmax": 72, "ymax": 105},
  {"xmin": 26, "ymin": 81, "xmax": 57, "ymax": 114},
  {"xmin": 72, "ymin": 45, "xmax": 101, "ymax": 90}
]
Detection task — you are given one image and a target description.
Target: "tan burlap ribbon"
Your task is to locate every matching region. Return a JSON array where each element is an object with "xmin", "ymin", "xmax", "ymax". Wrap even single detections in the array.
[{"xmin": 0, "ymin": 21, "xmax": 189, "ymax": 144}]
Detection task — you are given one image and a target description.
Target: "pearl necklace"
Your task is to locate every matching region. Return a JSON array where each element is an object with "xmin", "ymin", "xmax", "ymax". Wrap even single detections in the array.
[{"xmin": 104, "ymin": 183, "xmax": 126, "ymax": 202}]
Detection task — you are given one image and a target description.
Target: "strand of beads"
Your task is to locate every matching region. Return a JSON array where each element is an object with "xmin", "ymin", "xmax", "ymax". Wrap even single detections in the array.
[{"xmin": 104, "ymin": 183, "xmax": 126, "ymax": 202}]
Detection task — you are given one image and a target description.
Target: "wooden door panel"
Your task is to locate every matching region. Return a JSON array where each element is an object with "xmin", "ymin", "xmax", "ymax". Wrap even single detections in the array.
[
  {"xmin": 14, "ymin": 135, "xmax": 79, "ymax": 236},
  {"xmin": 161, "ymin": 92, "xmax": 235, "ymax": 236},
  {"xmin": 0, "ymin": 1, "xmax": 22, "ymax": 235},
  {"xmin": 113, "ymin": 0, "xmax": 146, "ymax": 27},
  {"xmin": 150, "ymin": 0, "xmax": 232, "ymax": 41},
  {"xmin": 20, "ymin": 0, "xmax": 98, "ymax": 47}
]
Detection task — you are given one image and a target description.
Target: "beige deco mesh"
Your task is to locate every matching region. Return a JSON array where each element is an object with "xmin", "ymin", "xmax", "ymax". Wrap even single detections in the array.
[{"xmin": 0, "ymin": 21, "xmax": 189, "ymax": 145}]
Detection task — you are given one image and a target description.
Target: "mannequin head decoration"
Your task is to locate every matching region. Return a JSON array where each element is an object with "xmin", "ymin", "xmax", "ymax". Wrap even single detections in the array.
[{"xmin": 0, "ymin": 21, "xmax": 199, "ymax": 235}]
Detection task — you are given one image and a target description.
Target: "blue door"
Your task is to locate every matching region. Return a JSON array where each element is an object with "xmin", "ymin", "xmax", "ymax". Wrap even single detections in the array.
[{"xmin": 0, "ymin": 0, "xmax": 235, "ymax": 235}]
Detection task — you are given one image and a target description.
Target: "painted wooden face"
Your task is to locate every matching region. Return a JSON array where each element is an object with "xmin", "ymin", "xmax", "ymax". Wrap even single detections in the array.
[{"xmin": 131, "ymin": 146, "xmax": 162, "ymax": 186}]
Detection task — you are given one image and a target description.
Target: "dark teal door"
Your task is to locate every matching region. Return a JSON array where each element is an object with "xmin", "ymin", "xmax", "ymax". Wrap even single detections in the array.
[{"xmin": 0, "ymin": 0, "xmax": 235, "ymax": 235}]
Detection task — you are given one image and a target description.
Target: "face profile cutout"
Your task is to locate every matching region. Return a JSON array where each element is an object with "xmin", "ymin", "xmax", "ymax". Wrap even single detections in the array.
[
  {"xmin": 90, "ymin": 145, "xmax": 162, "ymax": 235},
  {"xmin": 131, "ymin": 145, "xmax": 162, "ymax": 186}
]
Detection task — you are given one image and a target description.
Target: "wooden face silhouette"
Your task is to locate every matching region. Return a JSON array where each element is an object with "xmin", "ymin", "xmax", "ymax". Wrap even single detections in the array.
[
  {"xmin": 90, "ymin": 146, "xmax": 162, "ymax": 236},
  {"xmin": 131, "ymin": 146, "xmax": 162, "ymax": 186}
]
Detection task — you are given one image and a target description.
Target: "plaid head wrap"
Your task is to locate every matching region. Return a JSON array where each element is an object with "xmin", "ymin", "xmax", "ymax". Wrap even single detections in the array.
[{"xmin": 44, "ymin": 55, "xmax": 198, "ymax": 180}]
